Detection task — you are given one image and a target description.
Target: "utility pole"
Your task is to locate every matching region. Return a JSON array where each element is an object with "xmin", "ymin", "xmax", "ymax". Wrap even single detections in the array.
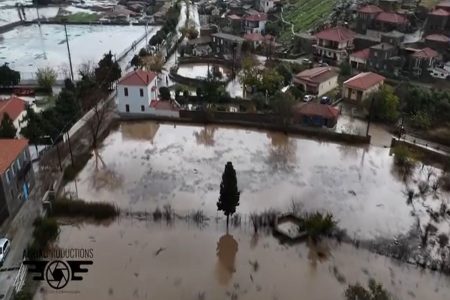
[
  {"xmin": 145, "ymin": 22, "xmax": 148, "ymax": 47},
  {"xmin": 64, "ymin": 23, "xmax": 74, "ymax": 81},
  {"xmin": 366, "ymin": 95, "xmax": 375, "ymax": 137},
  {"xmin": 35, "ymin": 3, "xmax": 41, "ymax": 26},
  {"xmin": 66, "ymin": 131, "xmax": 74, "ymax": 167}
]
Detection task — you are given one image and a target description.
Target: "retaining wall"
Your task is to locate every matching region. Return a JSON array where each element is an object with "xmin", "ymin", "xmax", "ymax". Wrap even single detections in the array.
[{"xmin": 391, "ymin": 138, "xmax": 450, "ymax": 167}]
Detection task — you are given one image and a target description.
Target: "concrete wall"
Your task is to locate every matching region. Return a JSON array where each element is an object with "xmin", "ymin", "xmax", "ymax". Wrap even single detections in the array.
[
  {"xmin": 317, "ymin": 75, "xmax": 338, "ymax": 96},
  {"xmin": 117, "ymin": 78, "xmax": 158, "ymax": 114}
]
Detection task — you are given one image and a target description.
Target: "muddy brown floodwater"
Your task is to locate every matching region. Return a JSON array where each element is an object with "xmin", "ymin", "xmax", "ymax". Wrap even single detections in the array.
[
  {"xmin": 65, "ymin": 121, "xmax": 448, "ymax": 240},
  {"xmin": 34, "ymin": 220, "xmax": 450, "ymax": 300},
  {"xmin": 50, "ymin": 121, "xmax": 450, "ymax": 299}
]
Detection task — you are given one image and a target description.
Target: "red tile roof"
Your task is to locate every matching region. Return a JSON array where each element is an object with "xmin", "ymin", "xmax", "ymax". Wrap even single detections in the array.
[
  {"xmin": 294, "ymin": 102, "xmax": 339, "ymax": 119},
  {"xmin": 375, "ymin": 12, "xmax": 408, "ymax": 24},
  {"xmin": 425, "ymin": 33, "xmax": 450, "ymax": 43},
  {"xmin": 295, "ymin": 67, "xmax": 338, "ymax": 85},
  {"xmin": 315, "ymin": 26, "xmax": 355, "ymax": 43},
  {"xmin": 243, "ymin": 32, "xmax": 264, "ymax": 41},
  {"xmin": 350, "ymin": 48, "xmax": 370, "ymax": 60},
  {"xmin": 344, "ymin": 72, "xmax": 385, "ymax": 91},
  {"xmin": 0, "ymin": 96, "xmax": 26, "ymax": 123},
  {"xmin": 429, "ymin": 8, "xmax": 450, "ymax": 16},
  {"xmin": 244, "ymin": 12, "xmax": 267, "ymax": 21},
  {"xmin": 117, "ymin": 70, "xmax": 157, "ymax": 86},
  {"xmin": 437, "ymin": 1, "xmax": 450, "ymax": 8},
  {"xmin": 227, "ymin": 14, "xmax": 241, "ymax": 20},
  {"xmin": 358, "ymin": 5, "xmax": 383, "ymax": 14},
  {"xmin": 0, "ymin": 139, "xmax": 28, "ymax": 174},
  {"xmin": 412, "ymin": 47, "xmax": 439, "ymax": 58}
]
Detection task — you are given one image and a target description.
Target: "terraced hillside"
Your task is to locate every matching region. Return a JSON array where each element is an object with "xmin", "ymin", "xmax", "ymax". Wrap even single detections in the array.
[{"xmin": 283, "ymin": 0, "xmax": 335, "ymax": 32}]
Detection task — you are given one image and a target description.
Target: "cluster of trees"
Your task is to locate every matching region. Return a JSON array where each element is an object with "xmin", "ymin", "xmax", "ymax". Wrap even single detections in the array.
[
  {"xmin": 345, "ymin": 279, "xmax": 392, "ymax": 300},
  {"xmin": 0, "ymin": 63, "xmax": 20, "ymax": 86},
  {"xmin": 239, "ymin": 56, "xmax": 284, "ymax": 97},
  {"xmin": 365, "ymin": 83, "xmax": 450, "ymax": 130},
  {"xmin": 36, "ymin": 67, "xmax": 57, "ymax": 91},
  {"xmin": 21, "ymin": 52, "xmax": 121, "ymax": 149},
  {"xmin": 0, "ymin": 113, "xmax": 17, "ymax": 138},
  {"xmin": 131, "ymin": 49, "xmax": 165, "ymax": 74},
  {"xmin": 149, "ymin": 4, "xmax": 180, "ymax": 46},
  {"xmin": 396, "ymin": 84, "xmax": 450, "ymax": 130}
]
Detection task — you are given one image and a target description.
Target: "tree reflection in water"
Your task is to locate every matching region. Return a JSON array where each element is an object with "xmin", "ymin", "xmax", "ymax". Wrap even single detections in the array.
[
  {"xmin": 215, "ymin": 234, "xmax": 239, "ymax": 285},
  {"xmin": 194, "ymin": 126, "xmax": 216, "ymax": 146},
  {"xmin": 91, "ymin": 149, "xmax": 123, "ymax": 191},
  {"xmin": 266, "ymin": 131, "xmax": 297, "ymax": 171}
]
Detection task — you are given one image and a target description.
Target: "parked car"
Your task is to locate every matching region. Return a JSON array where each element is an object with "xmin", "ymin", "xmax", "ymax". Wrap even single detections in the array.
[
  {"xmin": 303, "ymin": 95, "xmax": 315, "ymax": 102},
  {"xmin": 320, "ymin": 96, "xmax": 332, "ymax": 105},
  {"xmin": 0, "ymin": 238, "xmax": 10, "ymax": 266},
  {"xmin": 301, "ymin": 58, "xmax": 312, "ymax": 65}
]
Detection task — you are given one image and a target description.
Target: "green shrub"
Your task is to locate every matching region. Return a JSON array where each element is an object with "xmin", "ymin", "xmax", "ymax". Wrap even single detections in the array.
[
  {"xmin": 302, "ymin": 212, "xmax": 336, "ymax": 242},
  {"xmin": 31, "ymin": 217, "xmax": 59, "ymax": 251},
  {"xmin": 51, "ymin": 198, "xmax": 118, "ymax": 220}
]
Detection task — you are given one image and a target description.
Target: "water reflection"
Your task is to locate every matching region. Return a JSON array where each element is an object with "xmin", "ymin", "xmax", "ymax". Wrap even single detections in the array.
[
  {"xmin": 91, "ymin": 150, "xmax": 123, "ymax": 191},
  {"xmin": 215, "ymin": 234, "xmax": 239, "ymax": 285},
  {"xmin": 194, "ymin": 126, "xmax": 216, "ymax": 146},
  {"xmin": 307, "ymin": 240, "xmax": 331, "ymax": 269},
  {"xmin": 266, "ymin": 131, "xmax": 296, "ymax": 171},
  {"xmin": 121, "ymin": 121, "xmax": 160, "ymax": 142}
]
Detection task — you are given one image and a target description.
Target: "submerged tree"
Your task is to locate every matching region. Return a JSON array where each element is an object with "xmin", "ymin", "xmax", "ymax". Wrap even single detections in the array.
[
  {"xmin": 345, "ymin": 279, "xmax": 392, "ymax": 300},
  {"xmin": 0, "ymin": 113, "xmax": 17, "ymax": 138},
  {"xmin": 217, "ymin": 162, "xmax": 240, "ymax": 230}
]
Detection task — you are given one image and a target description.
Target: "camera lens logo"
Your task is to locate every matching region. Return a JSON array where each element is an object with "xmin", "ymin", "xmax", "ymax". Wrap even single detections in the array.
[{"xmin": 45, "ymin": 260, "xmax": 70, "ymax": 289}]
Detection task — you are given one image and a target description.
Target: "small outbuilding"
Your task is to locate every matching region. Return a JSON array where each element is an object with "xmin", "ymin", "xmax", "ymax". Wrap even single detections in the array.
[{"xmin": 293, "ymin": 102, "xmax": 339, "ymax": 128}]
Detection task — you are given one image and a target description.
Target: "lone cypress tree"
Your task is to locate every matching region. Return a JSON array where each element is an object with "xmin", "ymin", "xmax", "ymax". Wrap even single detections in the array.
[
  {"xmin": 217, "ymin": 162, "xmax": 240, "ymax": 230},
  {"xmin": 0, "ymin": 113, "xmax": 17, "ymax": 138}
]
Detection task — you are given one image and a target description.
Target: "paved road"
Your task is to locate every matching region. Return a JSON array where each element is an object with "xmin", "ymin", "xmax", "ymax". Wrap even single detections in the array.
[{"xmin": 0, "ymin": 181, "xmax": 43, "ymax": 299}]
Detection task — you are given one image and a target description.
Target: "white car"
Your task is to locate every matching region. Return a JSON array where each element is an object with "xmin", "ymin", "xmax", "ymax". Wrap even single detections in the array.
[
  {"xmin": 303, "ymin": 95, "xmax": 315, "ymax": 102},
  {"xmin": 0, "ymin": 238, "xmax": 10, "ymax": 266}
]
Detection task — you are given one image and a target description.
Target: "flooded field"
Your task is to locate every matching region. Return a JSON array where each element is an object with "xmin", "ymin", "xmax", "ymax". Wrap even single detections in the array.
[
  {"xmin": 0, "ymin": 24, "xmax": 157, "ymax": 78},
  {"xmin": 176, "ymin": 63, "xmax": 232, "ymax": 81},
  {"xmin": 65, "ymin": 122, "xmax": 448, "ymax": 240},
  {"xmin": 34, "ymin": 219, "xmax": 450, "ymax": 300}
]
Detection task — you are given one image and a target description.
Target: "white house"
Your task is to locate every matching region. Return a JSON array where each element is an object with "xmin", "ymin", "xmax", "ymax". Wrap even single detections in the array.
[
  {"xmin": 243, "ymin": 12, "xmax": 267, "ymax": 34},
  {"xmin": 116, "ymin": 70, "xmax": 158, "ymax": 114},
  {"xmin": 259, "ymin": 0, "xmax": 274, "ymax": 13},
  {"xmin": 343, "ymin": 72, "xmax": 385, "ymax": 102},
  {"xmin": 293, "ymin": 67, "xmax": 339, "ymax": 97}
]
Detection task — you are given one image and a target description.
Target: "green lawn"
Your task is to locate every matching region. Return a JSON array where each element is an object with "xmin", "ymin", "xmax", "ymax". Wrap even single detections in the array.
[
  {"xmin": 283, "ymin": 0, "xmax": 335, "ymax": 33},
  {"xmin": 54, "ymin": 12, "xmax": 99, "ymax": 23}
]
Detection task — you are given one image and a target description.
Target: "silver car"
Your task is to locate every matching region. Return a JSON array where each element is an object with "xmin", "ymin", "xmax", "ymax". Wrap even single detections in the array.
[{"xmin": 0, "ymin": 238, "xmax": 10, "ymax": 266}]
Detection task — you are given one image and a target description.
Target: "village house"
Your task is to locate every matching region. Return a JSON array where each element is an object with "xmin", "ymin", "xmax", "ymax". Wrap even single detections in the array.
[
  {"xmin": 366, "ymin": 42, "xmax": 401, "ymax": 74},
  {"xmin": 293, "ymin": 67, "xmax": 338, "ymax": 97},
  {"xmin": 0, "ymin": 139, "xmax": 35, "ymax": 225},
  {"xmin": 409, "ymin": 47, "xmax": 440, "ymax": 77},
  {"xmin": 259, "ymin": 0, "xmax": 274, "ymax": 13},
  {"xmin": 0, "ymin": 95, "xmax": 27, "ymax": 136},
  {"xmin": 425, "ymin": 8, "xmax": 450, "ymax": 33},
  {"xmin": 293, "ymin": 102, "xmax": 339, "ymax": 128},
  {"xmin": 211, "ymin": 32, "xmax": 244, "ymax": 58},
  {"xmin": 373, "ymin": 12, "xmax": 409, "ymax": 32},
  {"xmin": 185, "ymin": 36, "xmax": 212, "ymax": 56},
  {"xmin": 343, "ymin": 72, "xmax": 385, "ymax": 102},
  {"xmin": 356, "ymin": 4, "xmax": 384, "ymax": 34},
  {"xmin": 380, "ymin": 30, "xmax": 404, "ymax": 46},
  {"xmin": 313, "ymin": 26, "xmax": 356, "ymax": 64},
  {"xmin": 424, "ymin": 33, "xmax": 450, "ymax": 52},
  {"xmin": 117, "ymin": 70, "xmax": 159, "ymax": 114},
  {"xmin": 243, "ymin": 11, "xmax": 267, "ymax": 34},
  {"xmin": 350, "ymin": 48, "xmax": 370, "ymax": 70}
]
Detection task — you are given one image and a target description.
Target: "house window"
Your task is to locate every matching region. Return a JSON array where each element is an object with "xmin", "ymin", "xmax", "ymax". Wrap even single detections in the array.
[
  {"xmin": 125, "ymin": 104, "xmax": 130, "ymax": 112},
  {"xmin": 141, "ymin": 105, "xmax": 145, "ymax": 112},
  {"xmin": 5, "ymin": 169, "xmax": 11, "ymax": 184},
  {"xmin": 124, "ymin": 87, "xmax": 128, "ymax": 96},
  {"xmin": 140, "ymin": 88, "xmax": 144, "ymax": 97},
  {"xmin": 16, "ymin": 159, "xmax": 20, "ymax": 171}
]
